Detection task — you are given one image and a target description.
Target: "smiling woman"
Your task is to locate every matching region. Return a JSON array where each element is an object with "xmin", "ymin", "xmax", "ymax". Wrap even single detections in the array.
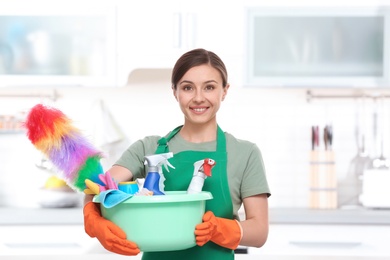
[
  {"xmin": 171, "ymin": 49, "xmax": 229, "ymax": 142},
  {"xmin": 173, "ymin": 64, "xmax": 229, "ymax": 137},
  {"xmin": 82, "ymin": 48, "xmax": 270, "ymax": 260}
]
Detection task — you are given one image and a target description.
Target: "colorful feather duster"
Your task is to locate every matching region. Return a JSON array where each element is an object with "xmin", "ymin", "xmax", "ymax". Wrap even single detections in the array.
[{"xmin": 24, "ymin": 104, "xmax": 104, "ymax": 192}]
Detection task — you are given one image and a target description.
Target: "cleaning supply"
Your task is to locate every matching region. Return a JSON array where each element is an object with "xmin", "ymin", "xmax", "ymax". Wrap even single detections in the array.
[
  {"xmin": 143, "ymin": 152, "xmax": 174, "ymax": 195},
  {"xmin": 84, "ymin": 171, "xmax": 118, "ymax": 195},
  {"xmin": 93, "ymin": 191, "xmax": 213, "ymax": 252},
  {"xmin": 118, "ymin": 181, "xmax": 139, "ymax": 194},
  {"xmin": 24, "ymin": 104, "xmax": 104, "ymax": 192},
  {"xmin": 98, "ymin": 189, "xmax": 133, "ymax": 208},
  {"xmin": 195, "ymin": 211, "xmax": 242, "ymax": 250},
  {"xmin": 85, "ymin": 171, "xmax": 134, "ymax": 208},
  {"xmin": 187, "ymin": 158, "xmax": 216, "ymax": 194},
  {"xmin": 83, "ymin": 202, "xmax": 141, "ymax": 256}
]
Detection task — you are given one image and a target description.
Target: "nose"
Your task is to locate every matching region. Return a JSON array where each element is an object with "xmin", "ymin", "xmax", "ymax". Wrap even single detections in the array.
[{"xmin": 193, "ymin": 88, "xmax": 205, "ymax": 102}]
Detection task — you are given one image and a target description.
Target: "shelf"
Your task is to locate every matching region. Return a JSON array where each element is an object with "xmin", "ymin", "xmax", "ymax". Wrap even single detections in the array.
[
  {"xmin": 306, "ymin": 90, "xmax": 390, "ymax": 102},
  {"xmin": 0, "ymin": 130, "xmax": 25, "ymax": 134}
]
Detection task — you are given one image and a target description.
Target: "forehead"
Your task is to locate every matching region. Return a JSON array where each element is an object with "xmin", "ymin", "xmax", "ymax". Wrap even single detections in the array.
[{"xmin": 180, "ymin": 64, "xmax": 222, "ymax": 83}]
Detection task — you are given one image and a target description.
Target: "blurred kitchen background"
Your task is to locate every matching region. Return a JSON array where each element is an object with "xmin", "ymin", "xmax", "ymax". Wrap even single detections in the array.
[{"xmin": 1, "ymin": 0, "xmax": 390, "ymax": 259}]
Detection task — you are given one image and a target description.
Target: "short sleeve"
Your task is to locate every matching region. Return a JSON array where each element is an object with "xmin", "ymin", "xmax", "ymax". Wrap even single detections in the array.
[
  {"xmin": 241, "ymin": 143, "xmax": 271, "ymax": 198},
  {"xmin": 114, "ymin": 136, "xmax": 160, "ymax": 179}
]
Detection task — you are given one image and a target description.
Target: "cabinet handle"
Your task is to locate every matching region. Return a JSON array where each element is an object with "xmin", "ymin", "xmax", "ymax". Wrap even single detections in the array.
[
  {"xmin": 290, "ymin": 241, "xmax": 362, "ymax": 248},
  {"xmin": 185, "ymin": 13, "xmax": 196, "ymax": 49},
  {"xmin": 173, "ymin": 13, "xmax": 182, "ymax": 48}
]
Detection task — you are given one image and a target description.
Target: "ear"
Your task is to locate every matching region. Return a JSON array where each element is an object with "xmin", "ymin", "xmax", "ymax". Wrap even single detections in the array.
[{"xmin": 222, "ymin": 84, "xmax": 230, "ymax": 101}]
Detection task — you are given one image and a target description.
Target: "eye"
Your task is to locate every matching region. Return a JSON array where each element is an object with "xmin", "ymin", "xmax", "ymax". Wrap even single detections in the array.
[
  {"xmin": 182, "ymin": 85, "xmax": 193, "ymax": 91},
  {"xmin": 205, "ymin": 84, "xmax": 215, "ymax": 91}
]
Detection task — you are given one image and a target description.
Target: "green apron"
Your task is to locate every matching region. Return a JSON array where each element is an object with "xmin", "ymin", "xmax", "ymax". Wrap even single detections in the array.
[{"xmin": 141, "ymin": 125, "xmax": 235, "ymax": 260}]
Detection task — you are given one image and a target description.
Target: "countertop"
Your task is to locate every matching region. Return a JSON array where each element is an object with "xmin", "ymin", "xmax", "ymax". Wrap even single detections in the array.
[
  {"xmin": 268, "ymin": 207, "xmax": 390, "ymax": 225},
  {"xmin": 1, "ymin": 207, "xmax": 390, "ymax": 225},
  {"xmin": 1, "ymin": 255, "xmax": 389, "ymax": 260}
]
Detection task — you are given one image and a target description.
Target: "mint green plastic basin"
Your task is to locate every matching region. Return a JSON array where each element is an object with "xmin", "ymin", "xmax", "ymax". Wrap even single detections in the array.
[{"xmin": 93, "ymin": 191, "xmax": 213, "ymax": 252}]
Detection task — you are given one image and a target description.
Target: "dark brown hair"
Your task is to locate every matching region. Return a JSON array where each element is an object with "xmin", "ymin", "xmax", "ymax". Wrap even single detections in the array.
[{"xmin": 171, "ymin": 48, "xmax": 228, "ymax": 89}]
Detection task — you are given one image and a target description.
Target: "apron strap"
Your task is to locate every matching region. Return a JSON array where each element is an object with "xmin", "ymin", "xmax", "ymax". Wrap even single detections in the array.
[
  {"xmin": 155, "ymin": 126, "xmax": 182, "ymax": 154},
  {"xmin": 216, "ymin": 125, "xmax": 226, "ymax": 152}
]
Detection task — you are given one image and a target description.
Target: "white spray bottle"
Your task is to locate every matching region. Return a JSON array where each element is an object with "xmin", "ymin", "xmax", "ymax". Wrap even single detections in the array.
[
  {"xmin": 144, "ymin": 152, "xmax": 175, "ymax": 195},
  {"xmin": 187, "ymin": 158, "xmax": 216, "ymax": 194}
]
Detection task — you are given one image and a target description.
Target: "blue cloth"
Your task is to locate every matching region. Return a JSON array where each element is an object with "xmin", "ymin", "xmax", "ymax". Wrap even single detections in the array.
[{"xmin": 98, "ymin": 189, "xmax": 133, "ymax": 208}]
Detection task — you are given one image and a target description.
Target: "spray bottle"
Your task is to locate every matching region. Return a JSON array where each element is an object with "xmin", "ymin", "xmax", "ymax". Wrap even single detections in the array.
[
  {"xmin": 144, "ymin": 152, "xmax": 175, "ymax": 195},
  {"xmin": 187, "ymin": 158, "xmax": 216, "ymax": 194}
]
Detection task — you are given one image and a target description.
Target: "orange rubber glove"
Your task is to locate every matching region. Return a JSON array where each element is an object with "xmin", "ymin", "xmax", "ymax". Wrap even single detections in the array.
[
  {"xmin": 83, "ymin": 202, "xmax": 140, "ymax": 256},
  {"xmin": 195, "ymin": 211, "xmax": 242, "ymax": 250}
]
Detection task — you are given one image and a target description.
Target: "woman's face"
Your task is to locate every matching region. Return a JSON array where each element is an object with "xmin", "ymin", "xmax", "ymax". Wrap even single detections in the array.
[{"xmin": 173, "ymin": 64, "xmax": 229, "ymax": 126}]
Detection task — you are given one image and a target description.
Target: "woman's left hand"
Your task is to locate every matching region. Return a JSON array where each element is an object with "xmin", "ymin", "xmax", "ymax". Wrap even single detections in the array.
[{"xmin": 194, "ymin": 211, "xmax": 242, "ymax": 250}]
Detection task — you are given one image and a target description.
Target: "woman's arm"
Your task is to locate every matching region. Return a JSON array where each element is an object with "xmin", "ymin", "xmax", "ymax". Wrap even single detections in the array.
[
  {"xmin": 82, "ymin": 164, "xmax": 141, "ymax": 255},
  {"xmin": 108, "ymin": 165, "xmax": 134, "ymax": 183},
  {"xmin": 239, "ymin": 194, "xmax": 269, "ymax": 248}
]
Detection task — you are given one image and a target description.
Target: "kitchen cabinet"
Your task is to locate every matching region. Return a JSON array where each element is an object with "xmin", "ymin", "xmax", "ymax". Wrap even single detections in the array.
[
  {"xmin": 250, "ymin": 224, "xmax": 390, "ymax": 257},
  {"xmin": 1, "ymin": 208, "xmax": 390, "ymax": 259},
  {"xmin": 0, "ymin": 225, "xmax": 96, "ymax": 255},
  {"xmin": 246, "ymin": 6, "xmax": 390, "ymax": 88},
  {"xmin": 1, "ymin": 256, "xmax": 389, "ymax": 260},
  {"xmin": 0, "ymin": 0, "xmax": 247, "ymax": 87},
  {"xmin": 2, "ymin": 1, "xmax": 390, "ymax": 89},
  {"xmin": 0, "ymin": 0, "xmax": 117, "ymax": 87},
  {"xmin": 0, "ymin": 224, "xmax": 389, "ymax": 259},
  {"xmin": 116, "ymin": 0, "xmax": 182, "ymax": 79}
]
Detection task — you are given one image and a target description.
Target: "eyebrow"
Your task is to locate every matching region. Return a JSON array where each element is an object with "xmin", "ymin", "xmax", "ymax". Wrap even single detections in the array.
[{"xmin": 178, "ymin": 80, "xmax": 218, "ymax": 85}]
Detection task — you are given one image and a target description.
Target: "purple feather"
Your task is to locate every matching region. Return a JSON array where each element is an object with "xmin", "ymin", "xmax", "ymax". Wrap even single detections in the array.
[{"xmin": 48, "ymin": 132, "xmax": 102, "ymax": 181}]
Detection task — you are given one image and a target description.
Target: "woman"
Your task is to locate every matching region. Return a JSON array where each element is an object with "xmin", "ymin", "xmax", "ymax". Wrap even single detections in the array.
[{"xmin": 83, "ymin": 48, "xmax": 270, "ymax": 259}]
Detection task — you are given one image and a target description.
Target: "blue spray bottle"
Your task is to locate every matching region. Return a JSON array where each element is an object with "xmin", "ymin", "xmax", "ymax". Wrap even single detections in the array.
[{"xmin": 143, "ymin": 152, "xmax": 175, "ymax": 195}]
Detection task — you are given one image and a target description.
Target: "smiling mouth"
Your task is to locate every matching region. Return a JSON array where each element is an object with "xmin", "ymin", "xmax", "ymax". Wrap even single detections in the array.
[{"xmin": 191, "ymin": 107, "xmax": 208, "ymax": 113}]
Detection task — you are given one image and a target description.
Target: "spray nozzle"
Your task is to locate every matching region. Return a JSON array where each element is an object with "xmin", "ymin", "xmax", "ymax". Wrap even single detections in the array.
[
  {"xmin": 143, "ymin": 152, "xmax": 175, "ymax": 196},
  {"xmin": 187, "ymin": 158, "xmax": 216, "ymax": 194},
  {"xmin": 193, "ymin": 158, "xmax": 216, "ymax": 177},
  {"xmin": 144, "ymin": 152, "xmax": 175, "ymax": 173}
]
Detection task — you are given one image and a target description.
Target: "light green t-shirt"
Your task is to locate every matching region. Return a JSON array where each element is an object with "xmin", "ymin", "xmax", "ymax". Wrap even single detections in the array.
[{"xmin": 115, "ymin": 131, "xmax": 270, "ymax": 219}]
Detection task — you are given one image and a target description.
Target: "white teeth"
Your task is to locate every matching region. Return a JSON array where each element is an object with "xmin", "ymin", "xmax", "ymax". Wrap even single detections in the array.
[{"xmin": 193, "ymin": 108, "xmax": 206, "ymax": 112}]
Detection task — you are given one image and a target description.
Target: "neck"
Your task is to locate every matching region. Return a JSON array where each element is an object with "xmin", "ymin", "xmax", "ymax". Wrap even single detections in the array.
[{"xmin": 180, "ymin": 122, "xmax": 217, "ymax": 143}]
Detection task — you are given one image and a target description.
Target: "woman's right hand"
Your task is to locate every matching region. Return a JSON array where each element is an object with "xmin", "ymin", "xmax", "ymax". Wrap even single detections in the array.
[{"xmin": 83, "ymin": 202, "xmax": 140, "ymax": 255}]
